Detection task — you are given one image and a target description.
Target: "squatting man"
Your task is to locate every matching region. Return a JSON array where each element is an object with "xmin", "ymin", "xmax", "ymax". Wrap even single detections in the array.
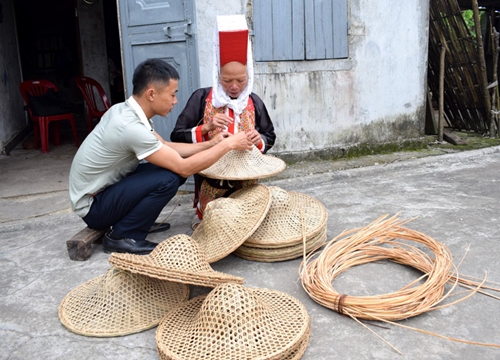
[{"xmin": 69, "ymin": 58, "xmax": 253, "ymax": 255}]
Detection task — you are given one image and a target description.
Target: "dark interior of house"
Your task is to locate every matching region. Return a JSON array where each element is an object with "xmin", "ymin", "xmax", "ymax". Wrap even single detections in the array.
[{"xmin": 13, "ymin": 0, "xmax": 123, "ymax": 141}]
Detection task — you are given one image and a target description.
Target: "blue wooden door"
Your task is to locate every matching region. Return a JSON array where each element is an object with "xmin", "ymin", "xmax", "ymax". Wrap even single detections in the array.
[{"xmin": 118, "ymin": 0, "xmax": 199, "ymax": 140}]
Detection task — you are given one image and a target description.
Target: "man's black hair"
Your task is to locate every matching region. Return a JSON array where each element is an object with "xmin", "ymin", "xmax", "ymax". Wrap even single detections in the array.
[{"xmin": 132, "ymin": 58, "xmax": 180, "ymax": 95}]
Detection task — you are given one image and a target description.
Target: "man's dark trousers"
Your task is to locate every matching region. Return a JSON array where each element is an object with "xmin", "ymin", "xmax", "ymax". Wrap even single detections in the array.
[{"xmin": 83, "ymin": 163, "xmax": 186, "ymax": 240}]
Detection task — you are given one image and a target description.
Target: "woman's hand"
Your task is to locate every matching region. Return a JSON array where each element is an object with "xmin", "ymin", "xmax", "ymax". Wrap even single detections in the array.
[
  {"xmin": 246, "ymin": 129, "xmax": 263, "ymax": 147},
  {"xmin": 202, "ymin": 113, "xmax": 234, "ymax": 133}
]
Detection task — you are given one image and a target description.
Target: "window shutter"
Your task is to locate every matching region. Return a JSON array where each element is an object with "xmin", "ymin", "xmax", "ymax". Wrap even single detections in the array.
[
  {"xmin": 254, "ymin": 0, "xmax": 348, "ymax": 61},
  {"xmin": 305, "ymin": 0, "xmax": 348, "ymax": 59},
  {"xmin": 254, "ymin": 0, "xmax": 304, "ymax": 61},
  {"xmin": 332, "ymin": 0, "xmax": 348, "ymax": 58}
]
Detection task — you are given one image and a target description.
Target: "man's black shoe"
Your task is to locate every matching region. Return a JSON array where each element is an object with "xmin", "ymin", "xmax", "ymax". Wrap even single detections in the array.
[
  {"xmin": 149, "ymin": 222, "xmax": 170, "ymax": 233},
  {"xmin": 103, "ymin": 233, "xmax": 157, "ymax": 255}
]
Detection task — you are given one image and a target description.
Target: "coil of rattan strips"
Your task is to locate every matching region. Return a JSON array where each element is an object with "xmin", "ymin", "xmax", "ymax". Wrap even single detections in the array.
[
  {"xmin": 108, "ymin": 234, "xmax": 243, "ymax": 287},
  {"xmin": 155, "ymin": 283, "xmax": 310, "ymax": 360},
  {"xmin": 58, "ymin": 267, "xmax": 189, "ymax": 337},
  {"xmin": 299, "ymin": 214, "xmax": 500, "ymax": 353},
  {"xmin": 300, "ymin": 214, "xmax": 456, "ymax": 321},
  {"xmin": 199, "ymin": 145, "xmax": 286, "ymax": 180},
  {"xmin": 191, "ymin": 184, "xmax": 272, "ymax": 263}
]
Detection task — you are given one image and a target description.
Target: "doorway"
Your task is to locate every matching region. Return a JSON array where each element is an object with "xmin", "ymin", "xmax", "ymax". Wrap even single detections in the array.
[
  {"xmin": 14, "ymin": 0, "xmax": 80, "ymax": 99},
  {"xmin": 13, "ymin": 0, "xmax": 123, "ymax": 141}
]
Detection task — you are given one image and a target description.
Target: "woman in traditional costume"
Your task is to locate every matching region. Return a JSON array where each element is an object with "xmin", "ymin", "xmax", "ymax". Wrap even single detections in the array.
[{"xmin": 171, "ymin": 15, "xmax": 276, "ymax": 228}]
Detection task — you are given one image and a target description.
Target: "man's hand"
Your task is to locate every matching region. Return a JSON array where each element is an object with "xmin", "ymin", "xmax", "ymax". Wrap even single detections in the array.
[
  {"xmin": 246, "ymin": 129, "xmax": 263, "ymax": 147},
  {"xmin": 225, "ymin": 131, "xmax": 253, "ymax": 151},
  {"xmin": 210, "ymin": 132, "xmax": 230, "ymax": 146},
  {"xmin": 202, "ymin": 113, "xmax": 234, "ymax": 133}
]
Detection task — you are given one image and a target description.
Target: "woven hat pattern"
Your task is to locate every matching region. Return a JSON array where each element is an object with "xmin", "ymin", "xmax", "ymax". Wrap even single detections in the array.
[
  {"xmin": 58, "ymin": 268, "xmax": 189, "ymax": 337},
  {"xmin": 156, "ymin": 283, "xmax": 310, "ymax": 360},
  {"xmin": 246, "ymin": 186, "xmax": 328, "ymax": 247},
  {"xmin": 199, "ymin": 145, "xmax": 286, "ymax": 180},
  {"xmin": 109, "ymin": 234, "xmax": 243, "ymax": 287},
  {"xmin": 192, "ymin": 184, "xmax": 272, "ymax": 263}
]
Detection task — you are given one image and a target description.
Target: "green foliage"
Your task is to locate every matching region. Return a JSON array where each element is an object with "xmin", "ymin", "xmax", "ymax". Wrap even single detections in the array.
[
  {"xmin": 462, "ymin": 9, "xmax": 476, "ymax": 38},
  {"xmin": 461, "ymin": 9, "xmax": 489, "ymax": 40}
]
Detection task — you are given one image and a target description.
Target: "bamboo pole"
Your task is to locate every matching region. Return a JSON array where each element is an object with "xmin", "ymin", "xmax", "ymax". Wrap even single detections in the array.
[
  {"xmin": 490, "ymin": 9, "xmax": 499, "ymax": 137},
  {"xmin": 472, "ymin": 0, "xmax": 492, "ymax": 134},
  {"xmin": 439, "ymin": 45, "xmax": 446, "ymax": 142}
]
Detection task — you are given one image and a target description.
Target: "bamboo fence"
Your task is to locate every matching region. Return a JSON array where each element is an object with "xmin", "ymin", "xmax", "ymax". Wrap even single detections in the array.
[{"xmin": 428, "ymin": 0, "xmax": 499, "ymax": 134}]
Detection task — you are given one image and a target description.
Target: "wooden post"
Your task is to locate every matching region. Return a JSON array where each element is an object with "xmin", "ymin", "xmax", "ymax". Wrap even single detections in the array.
[
  {"xmin": 472, "ymin": 0, "xmax": 492, "ymax": 134},
  {"xmin": 490, "ymin": 10, "xmax": 499, "ymax": 137},
  {"xmin": 438, "ymin": 45, "xmax": 446, "ymax": 142},
  {"xmin": 66, "ymin": 227, "xmax": 106, "ymax": 261}
]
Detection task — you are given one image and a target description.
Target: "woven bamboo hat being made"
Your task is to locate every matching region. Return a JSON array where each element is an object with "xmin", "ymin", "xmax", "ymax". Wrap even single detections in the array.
[
  {"xmin": 156, "ymin": 283, "xmax": 311, "ymax": 360},
  {"xmin": 191, "ymin": 184, "xmax": 272, "ymax": 263},
  {"xmin": 199, "ymin": 145, "xmax": 286, "ymax": 180},
  {"xmin": 58, "ymin": 267, "xmax": 189, "ymax": 337},
  {"xmin": 108, "ymin": 234, "xmax": 243, "ymax": 287}
]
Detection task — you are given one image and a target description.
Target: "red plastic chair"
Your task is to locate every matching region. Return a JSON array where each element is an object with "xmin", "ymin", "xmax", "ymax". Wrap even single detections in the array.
[
  {"xmin": 19, "ymin": 80, "xmax": 79, "ymax": 153},
  {"xmin": 74, "ymin": 76, "xmax": 111, "ymax": 132}
]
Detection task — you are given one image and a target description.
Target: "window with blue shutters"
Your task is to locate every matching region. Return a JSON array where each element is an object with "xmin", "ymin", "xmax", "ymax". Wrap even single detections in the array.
[{"xmin": 253, "ymin": 0, "xmax": 348, "ymax": 61}]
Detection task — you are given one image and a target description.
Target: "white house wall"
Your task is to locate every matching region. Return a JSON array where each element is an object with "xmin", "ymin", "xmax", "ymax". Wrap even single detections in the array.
[{"xmin": 194, "ymin": 0, "xmax": 430, "ymax": 154}]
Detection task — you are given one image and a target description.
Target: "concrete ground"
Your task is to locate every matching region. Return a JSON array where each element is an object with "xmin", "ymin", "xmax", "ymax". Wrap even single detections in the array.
[{"xmin": 1, "ymin": 139, "xmax": 500, "ymax": 360}]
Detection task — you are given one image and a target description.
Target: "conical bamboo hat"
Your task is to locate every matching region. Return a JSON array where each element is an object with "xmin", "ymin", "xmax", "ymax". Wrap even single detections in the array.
[
  {"xmin": 199, "ymin": 145, "xmax": 286, "ymax": 180},
  {"xmin": 109, "ymin": 234, "xmax": 243, "ymax": 287},
  {"xmin": 155, "ymin": 283, "xmax": 310, "ymax": 360},
  {"xmin": 191, "ymin": 184, "xmax": 272, "ymax": 263},
  {"xmin": 58, "ymin": 267, "xmax": 189, "ymax": 337}
]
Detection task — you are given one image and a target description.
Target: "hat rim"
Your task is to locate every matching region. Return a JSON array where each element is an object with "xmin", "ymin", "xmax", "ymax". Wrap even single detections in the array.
[
  {"xmin": 109, "ymin": 255, "xmax": 244, "ymax": 287},
  {"xmin": 108, "ymin": 234, "xmax": 244, "ymax": 287},
  {"xmin": 235, "ymin": 227, "xmax": 327, "ymax": 262}
]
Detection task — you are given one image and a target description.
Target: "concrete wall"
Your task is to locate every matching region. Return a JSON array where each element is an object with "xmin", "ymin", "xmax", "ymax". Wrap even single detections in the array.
[
  {"xmin": 194, "ymin": 0, "xmax": 430, "ymax": 155},
  {"xmin": 76, "ymin": 0, "xmax": 110, "ymax": 98},
  {"xmin": 0, "ymin": 0, "xmax": 25, "ymax": 154}
]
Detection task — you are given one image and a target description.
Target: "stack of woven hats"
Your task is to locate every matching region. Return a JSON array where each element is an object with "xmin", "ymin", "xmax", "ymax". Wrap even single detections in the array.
[
  {"xmin": 234, "ymin": 186, "xmax": 328, "ymax": 262},
  {"xmin": 59, "ymin": 233, "xmax": 311, "ymax": 359},
  {"xmin": 192, "ymin": 184, "xmax": 328, "ymax": 263},
  {"xmin": 195, "ymin": 142, "xmax": 328, "ymax": 263}
]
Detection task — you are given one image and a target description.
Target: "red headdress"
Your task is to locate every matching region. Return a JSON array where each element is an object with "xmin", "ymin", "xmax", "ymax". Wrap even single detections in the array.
[{"xmin": 217, "ymin": 15, "xmax": 249, "ymax": 67}]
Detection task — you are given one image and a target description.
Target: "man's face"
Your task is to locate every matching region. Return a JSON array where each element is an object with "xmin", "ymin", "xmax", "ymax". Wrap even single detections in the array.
[
  {"xmin": 152, "ymin": 79, "xmax": 179, "ymax": 117},
  {"xmin": 220, "ymin": 61, "xmax": 248, "ymax": 99}
]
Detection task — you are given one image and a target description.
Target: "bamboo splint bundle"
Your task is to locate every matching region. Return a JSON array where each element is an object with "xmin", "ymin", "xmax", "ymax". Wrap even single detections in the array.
[{"xmin": 299, "ymin": 214, "xmax": 500, "ymax": 352}]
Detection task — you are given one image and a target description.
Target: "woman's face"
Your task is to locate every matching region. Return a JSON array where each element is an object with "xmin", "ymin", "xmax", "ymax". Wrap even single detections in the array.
[{"xmin": 219, "ymin": 61, "xmax": 248, "ymax": 99}]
